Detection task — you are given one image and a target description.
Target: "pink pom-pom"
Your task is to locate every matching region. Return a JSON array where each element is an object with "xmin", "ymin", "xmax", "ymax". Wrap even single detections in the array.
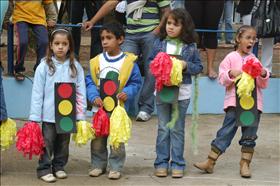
[
  {"xmin": 242, "ymin": 57, "xmax": 263, "ymax": 78},
  {"xmin": 150, "ymin": 52, "xmax": 173, "ymax": 91},
  {"xmin": 16, "ymin": 121, "xmax": 45, "ymax": 160}
]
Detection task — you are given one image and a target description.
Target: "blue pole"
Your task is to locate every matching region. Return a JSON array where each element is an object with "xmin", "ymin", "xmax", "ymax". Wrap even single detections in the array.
[{"xmin": 7, "ymin": 23, "xmax": 14, "ymax": 75}]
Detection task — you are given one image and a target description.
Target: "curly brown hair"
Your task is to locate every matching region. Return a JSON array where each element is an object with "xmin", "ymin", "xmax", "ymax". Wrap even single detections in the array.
[{"xmin": 159, "ymin": 8, "xmax": 199, "ymax": 44}]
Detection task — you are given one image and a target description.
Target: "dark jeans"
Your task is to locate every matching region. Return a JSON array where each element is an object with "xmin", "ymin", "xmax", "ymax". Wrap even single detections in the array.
[
  {"xmin": 69, "ymin": 0, "xmax": 102, "ymax": 58},
  {"xmin": 0, "ymin": 68, "xmax": 7, "ymax": 122},
  {"xmin": 185, "ymin": 0, "xmax": 224, "ymax": 49},
  {"xmin": 211, "ymin": 107, "xmax": 260, "ymax": 153},
  {"xmin": 37, "ymin": 122, "xmax": 70, "ymax": 177},
  {"xmin": 14, "ymin": 22, "xmax": 48, "ymax": 72}
]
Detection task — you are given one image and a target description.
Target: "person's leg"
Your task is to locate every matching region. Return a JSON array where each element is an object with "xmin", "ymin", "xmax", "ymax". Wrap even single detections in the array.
[
  {"xmin": 14, "ymin": 22, "xmax": 29, "ymax": 74},
  {"xmin": 203, "ymin": 1, "xmax": 224, "ymax": 79},
  {"xmin": 224, "ymin": 0, "xmax": 234, "ymax": 43},
  {"xmin": 85, "ymin": 0, "xmax": 103, "ymax": 58},
  {"xmin": 37, "ymin": 122, "xmax": 56, "ymax": 178},
  {"xmin": 170, "ymin": 100, "xmax": 190, "ymax": 172},
  {"xmin": 239, "ymin": 112, "xmax": 260, "ymax": 178},
  {"xmin": 32, "ymin": 24, "xmax": 48, "ymax": 71},
  {"xmin": 90, "ymin": 137, "xmax": 108, "ymax": 172},
  {"xmin": 69, "ymin": 0, "xmax": 84, "ymax": 57},
  {"xmin": 0, "ymin": 68, "xmax": 7, "ymax": 122},
  {"xmin": 217, "ymin": 7, "xmax": 225, "ymax": 41},
  {"xmin": 137, "ymin": 32, "xmax": 157, "ymax": 117},
  {"xmin": 52, "ymin": 133, "xmax": 70, "ymax": 173},
  {"xmin": 211, "ymin": 108, "xmax": 238, "ymax": 153},
  {"xmin": 241, "ymin": 14, "xmax": 252, "ymax": 26},
  {"xmin": 261, "ymin": 38, "xmax": 274, "ymax": 73},
  {"xmin": 154, "ymin": 103, "xmax": 171, "ymax": 171},
  {"xmin": 108, "ymin": 143, "xmax": 126, "ymax": 172}
]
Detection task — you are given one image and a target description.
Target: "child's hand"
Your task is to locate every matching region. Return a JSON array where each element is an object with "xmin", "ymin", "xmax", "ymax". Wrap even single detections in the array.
[
  {"xmin": 117, "ymin": 92, "xmax": 127, "ymax": 102},
  {"xmin": 229, "ymin": 69, "xmax": 242, "ymax": 78},
  {"xmin": 47, "ymin": 20, "xmax": 56, "ymax": 27},
  {"xmin": 260, "ymin": 68, "xmax": 267, "ymax": 78},
  {"xmin": 93, "ymin": 98, "xmax": 103, "ymax": 107}
]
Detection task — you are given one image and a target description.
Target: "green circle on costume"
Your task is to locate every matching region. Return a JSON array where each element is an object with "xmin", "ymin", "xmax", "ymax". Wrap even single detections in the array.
[
  {"xmin": 103, "ymin": 96, "xmax": 115, "ymax": 112},
  {"xmin": 240, "ymin": 96, "xmax": 254, "ymax": 110},
  {"xmin": 59, "ymin": 117, "xmax": 74, "ymax": 132},
  {"xmin": 240, "ymin": 111, "xmax": 255, "ymax": 126},
  {"xmin": 106, "ymin": 71, "xmax": 119, "ymax": 81},
  {"xmin": 159, "ymin": 87, "xmax": 175, "ymax": 103}
]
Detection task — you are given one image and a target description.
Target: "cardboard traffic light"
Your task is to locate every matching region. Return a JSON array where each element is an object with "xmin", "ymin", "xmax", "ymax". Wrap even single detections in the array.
[
  {"xmin": 100, "ymin": 78, "xmax": 119, "ymax": 113},
  {"xmin": 235, "ymin": 81, "xmax": 258, "ymax": 127},
  {"xmin": 55, "ymin": 83, "xmax": 77, "ymax": 133}
]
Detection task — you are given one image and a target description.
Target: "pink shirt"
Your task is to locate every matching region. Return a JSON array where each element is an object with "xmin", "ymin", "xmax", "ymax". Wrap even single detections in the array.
[{"xmin": 218, "ymin": 51, "xmax": 269, "ymax": 112}]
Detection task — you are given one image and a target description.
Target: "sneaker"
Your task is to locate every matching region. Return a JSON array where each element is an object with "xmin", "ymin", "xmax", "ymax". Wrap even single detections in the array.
[
  {"xmin": 171, "ymin": 169, "xmax": 184, "ymax": 178},
  {"xmin": 89, "ymin": 168, "xmax": 103, "ymax": 177},
  {"xmin": 40, "ymin": 174, "xmax": 57, "ymax": 183},
  {"xmin": 136, "ymin": 111, "xmax": 151, "ymax": 122},
  {"xmin": 108, "ymin": 171, "xmax": 121, "ymax": 179},
  {"xmin": 154, "ymin": 168, "xmax": 168, "ymax": 177},
  {"xmin": 55, "ymin": 170, "xmax": 67, "ymax": 179}
]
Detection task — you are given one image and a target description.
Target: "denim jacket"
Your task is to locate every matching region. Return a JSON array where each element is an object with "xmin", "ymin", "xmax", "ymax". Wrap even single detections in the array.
[{"xmin": 149, "ymin": 38, "xmax": 203, "ymax": 84}]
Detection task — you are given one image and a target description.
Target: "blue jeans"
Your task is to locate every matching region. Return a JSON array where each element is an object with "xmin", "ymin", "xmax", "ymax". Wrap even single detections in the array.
[
  {"xmin": 90, "ymin": 137, "xmax": 125, "ymax": 172},
  {"xmin": 154, "ymin": 99, "xmax": 190, "ymax": 171},
  {"xmin": 0, "ymin": 68, "xmax": 7, "ymax": 121},
  {"xmin": 170, "ymin": 0, "xmax": 185, "ymax": 9},
  {"xmin": 218, "ymin": 0, "xmax": 234, "ymax": 42},
  {"xmin": 121, "ymin": 32, "xmax": 157, "ymax": 114},
  {"xmin": 211, "ymin": 107, "xmax": 260, "ymax": 153},
  {"xmin": 37, "ymin": 122, "xmax": 70, "ymax": 177},
  {"xmin": 14, "ymin": 22, "xmax": 48, "ymax": 72}
]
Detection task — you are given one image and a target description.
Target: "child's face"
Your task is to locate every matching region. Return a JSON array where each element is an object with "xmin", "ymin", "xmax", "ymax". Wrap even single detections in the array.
[
  {"xmin": 100, "ymin": 30, "xmax": 123, "ymax": 56},
  {"xmin": 166, "ymin": 16, "xmax": 182, "ymax": 38},
  {"xmin": 50, "ymin": 33, "xmax": 69, "ymax": 61},
  {"xmin": 236, "ymin": 29, "xmax": 257, "ymax": 56}
]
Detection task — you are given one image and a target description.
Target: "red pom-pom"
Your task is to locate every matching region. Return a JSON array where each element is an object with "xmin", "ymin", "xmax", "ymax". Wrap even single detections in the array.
[
  {"xmin": 242, "ymin": 57, "xmax": 262, "ymax": 78},
  {"xmin": 150, "ymin": 52, "xmax": 173, "ymax": 91},
  {"xmin": 16, "ymin": 121, "xmax": 45, "ymax": 160},
  {"xmin": 92, "ymin": 107, "xmax": 110, "ymax": 137}
]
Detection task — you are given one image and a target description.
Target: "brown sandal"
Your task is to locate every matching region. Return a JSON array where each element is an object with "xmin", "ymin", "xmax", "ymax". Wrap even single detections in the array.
[{"xmin": 14, "ymin": 72, "xmax": 25, "ymax": 81}]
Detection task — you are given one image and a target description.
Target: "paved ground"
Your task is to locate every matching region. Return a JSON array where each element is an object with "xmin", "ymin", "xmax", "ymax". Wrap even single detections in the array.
[{"xmin": 1, "ymin": 114, "xmax": 279, "ymax": 186}]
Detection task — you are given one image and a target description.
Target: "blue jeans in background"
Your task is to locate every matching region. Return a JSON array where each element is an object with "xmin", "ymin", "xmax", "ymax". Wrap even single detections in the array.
[
  {"xmin": 0, "ymin": 68, "xmax": 7, "ymax": 121},
  {"xmin": 154, "ymin": 99, "xmax": 190, "ymax": 171},
  {"xmin": 37, "ymin": 122, "xmax": 70, "ymax": 177},
  {"xmin": 218, "ymin": 0, "xmax": 234, "ymax": 43},
  {"xmin": 211, "ymin": 107, "xmax": 260, "ymax": 153},
  {"xmin": 170, "ymin": 0, "xmax": 185, "ymax": 9},
  {"xmin": 121, "ymin": 32, "xmax": 157, "ymax": 114},
  {"xmin": 90, "ymin": 137, "xmax": 126, "ymax": 172}
]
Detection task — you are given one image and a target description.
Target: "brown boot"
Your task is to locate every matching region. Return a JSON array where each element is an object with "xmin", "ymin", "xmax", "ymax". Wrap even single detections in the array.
[
  {"xmin": 193, "ymin": 148, "xmax": 221, "ymax": 173},
  {"xmin": 240, "ymin": 148, "xmax": 254, "ymax": 178}
]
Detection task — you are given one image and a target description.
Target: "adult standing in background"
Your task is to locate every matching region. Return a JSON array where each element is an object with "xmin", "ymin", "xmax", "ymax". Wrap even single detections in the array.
[
  {"xmin": 185, "ymin": 0, "xmax": 224, "ymax": 79},
  {"xmin": 218, "ymin": 0, "xmax": 234, "ymax": 44},
  {"xmin": 69, "ymin": 0, "xmax": 103, "ymax": 59},
  {"xmin": 83, "ymin": 0, "xmax": 171, "ymax": 122}
]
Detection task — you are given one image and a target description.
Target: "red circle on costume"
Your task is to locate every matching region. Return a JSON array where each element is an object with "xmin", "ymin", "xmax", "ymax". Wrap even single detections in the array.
[
  {"xmin": 104, "ymin": 80, "xmax": 117, "ymax": 96},
  {"xmin": 58, "ymin": 83, "xmax": 73, "ymax": 98}
]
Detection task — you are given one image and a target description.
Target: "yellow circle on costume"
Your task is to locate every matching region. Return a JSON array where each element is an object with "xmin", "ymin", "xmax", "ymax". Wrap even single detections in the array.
[
  {"xmin": 103, "ymin": 97, "xmax": 115, "ymax": 112},
  {"xmin": 240, "ymin": 96, "xmax": 254, "ymax": 110},
  {"xmin": 58, "ymin": 100, "xmax": 73, "ymax": 115}
]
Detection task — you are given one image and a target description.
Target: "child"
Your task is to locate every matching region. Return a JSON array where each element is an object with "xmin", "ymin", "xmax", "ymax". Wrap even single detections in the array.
[
  {"xmin": 5, "ymin": 0, "xmax": 56, "ymax": 81},
  {"xmin": 193, "ymin": 25, "xmax": 269, "ymax": 178},
  {"xmin": 85, "ymin": 22, "xmax": 142, "ymax": 180},
  {"xmin": 29, "ymin": 28, "xmax": 87, "ymax": 183},
  {"xmin": 152, "ymin": 9, "xmax": 203, "ymax": 178}
]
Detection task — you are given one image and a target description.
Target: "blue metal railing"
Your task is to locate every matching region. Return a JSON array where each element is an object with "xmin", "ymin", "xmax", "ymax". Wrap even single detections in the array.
[{"xmin": 6, "ymin": 24, "xmax": 258, "ymax": 75}]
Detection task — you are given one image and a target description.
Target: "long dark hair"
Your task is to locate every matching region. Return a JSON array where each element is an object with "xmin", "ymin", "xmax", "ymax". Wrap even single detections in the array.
[
  {"xmin": 160, "ymin": 8, "xmax": 199, "ymax": 44},
  {"xmin": 46, "ymin": 28, "xmax": 77, "ymax": 78}
]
